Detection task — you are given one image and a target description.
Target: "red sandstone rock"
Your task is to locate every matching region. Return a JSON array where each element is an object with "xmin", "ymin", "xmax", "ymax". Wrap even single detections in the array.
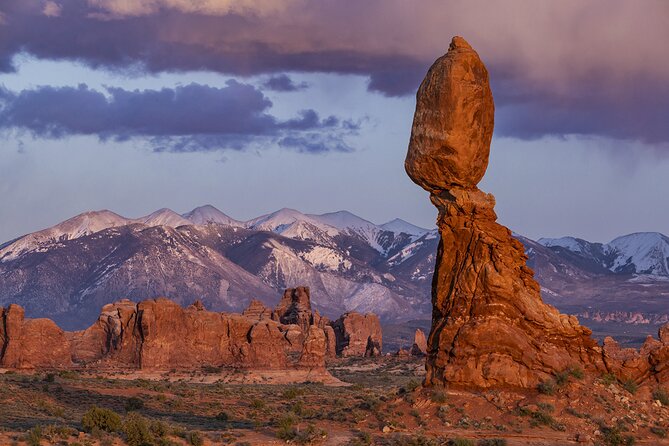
[
  {"xmin": 406, "ymin": 36, "xmax": 668, "ymax": 388},
  {"xmin": 242, "ymin": 299, "xmax": 272, "ymax": 321},
  {"xmin": 0, "ymin": 304, "xmax": 72, "ymax": 369},
  {"xmin": 410, "ymin": 329, "xmax": 427, "ymax": 356},
  {"xmin": 299, "ymin": 326, "xmax": 327, "ymax": 368},
  {"xmin": 273, "ymin": 287, "xmax": 313, "ymax": 332},
  {"xmin": 323, "ymin": 325, "xmax": 337, "ymax": 359},
  {"xmin": 332, "ymin": 312, "xmax": 382, "ymax": 357}
]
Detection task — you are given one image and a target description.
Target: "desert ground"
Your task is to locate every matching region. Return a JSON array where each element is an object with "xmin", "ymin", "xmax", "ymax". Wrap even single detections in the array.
[{"xmin": 1, "ymin": 357, "xmax": 668, "ymax": 446}]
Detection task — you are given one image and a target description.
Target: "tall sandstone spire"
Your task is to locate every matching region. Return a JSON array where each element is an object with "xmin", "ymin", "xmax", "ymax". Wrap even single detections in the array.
[{"xmin": 405, "ymin": 36, "xmax": 669, "ymax": 388}]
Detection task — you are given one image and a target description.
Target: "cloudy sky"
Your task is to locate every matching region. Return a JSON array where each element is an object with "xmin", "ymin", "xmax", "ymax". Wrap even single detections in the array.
[{"xmin": 0, "ymin": 0, "xmax": 668, "ymax": 243}]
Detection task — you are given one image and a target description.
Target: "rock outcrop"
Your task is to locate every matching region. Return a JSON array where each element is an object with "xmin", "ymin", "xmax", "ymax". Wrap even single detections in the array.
[
  {"xmin": 1, "ymin": 286, "xmax": 382, "ymax": 373},
  {"xmin": 410, "ymin": 329, "xmax": 427, "ymax": 356},
  {"xmin": 332, "ymin": 312, "xmax": 382, "ymax": 357},
  {"xmin": 273, "ymin": 287, "xmax": 313, "ymax": 332},
  {"xmin": 0, "ymin": 304, "xmax": 72, "ymax": 369},
  {"xmin": 406, "ymin": 36, "xmax": 669, "ymax": 388}
]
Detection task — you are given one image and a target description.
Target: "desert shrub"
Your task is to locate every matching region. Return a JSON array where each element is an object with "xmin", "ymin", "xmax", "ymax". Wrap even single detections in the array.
[
  {"xmin": 215, "ymin": 411, "xmax": 229, "ymax": 422},
  {"xmin": 569, "ymin": 367, "xmax": 585, "ymax": 379},
  {"xmin": 652, "ymin": 387, "xmax": 669, "ymax": 405},
  {"xmin": 448, "ymin": 439, "xmax": 474, "ymax": 446},
  {"xmin": 621, "ymin": 379, "xmax": 638, "ymax": 395},
  {"xmin": 554, "ymin": 370, "xmax": 570, "ymax": 386},
  {"xmin": 187, "ymin": 431, "xmax": 203, "ymax": 446},
  {"xmin": 25, "ymin": 425, "xmax": 42, "ymax": 446},
  {"xmin": 385, "ymin": 434, "xmax": 437, "ymax": 446},
  {"xmin": 250, "ymin": 398, "xmax": 265, "ymax": 409},
  {"xmin": 404, "ymin": 379, "xmax": 421, "ymax": 392},
  {"xmin": 42, "ymin": 424, "xmax": 76, "ymax": 441},
  {"xmin": 43, "ymin": 373, "xmax": 56, "ymax": 383},
  {"xmin": 431, "ymin": 390, "xmax": 447, "ymax": 403},
  {"xmin": 123, "ymin": 412, "xmax": 154, "ymax": 446},
  {"xmin": 347, "ymin": 430, "xmax": 372, "ymax": 446},
  {"xmin": 651, "ymin": 426, "xmax": 667, "ymax": 438},
  {"xmin": 294, "ymin": 424, "xmax": 326, "ymax": 444},
  {"xmin": 125, "ymin": 397, "xmax": 145, "ymax": 412},
  {"xmin": 276, "ymin": 415, "xmax": 298, "ymax": 441},
  {"xmin": 600, "ymin": 373, "xmax": 617, "ymax": 385},
  {"xmin": 282, "ymin": 387, "xmax": 302, "ymax": 400},
  {"xmin": 82, "ymin": 407, "xmax": 122, "ymax": 433},
  {"xmin": 600, "ymin": 423, "xmax": 635, "ymax": 446},
  {"xmin": 537, "ymin": 379, "xmax": 556, "ymax": 395},
  {"xmin": 478, "ymin": 440, "xmax": 507, "ymax": 446}
]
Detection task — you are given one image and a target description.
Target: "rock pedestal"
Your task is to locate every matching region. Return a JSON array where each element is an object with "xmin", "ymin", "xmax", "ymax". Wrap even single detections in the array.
[{"xmin": 405, "ymin": 36, "xmax": 669, "ymax": 388}]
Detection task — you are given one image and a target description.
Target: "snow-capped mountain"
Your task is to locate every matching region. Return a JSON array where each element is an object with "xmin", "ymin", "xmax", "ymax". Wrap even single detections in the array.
[
  {"xmin": 183, "ymin": 205, "xmax": 243, "ymax": 227},
  {"xmin": 2, "ymin": 204, "xmax": 667, "ymax": 344},
  {"xmin": 0, "ymin": 205, "xmax": 436, "ymax": 329},
  {"xmin": 538, "ymin": 232, "xmax": 669, "ymax": 277}
]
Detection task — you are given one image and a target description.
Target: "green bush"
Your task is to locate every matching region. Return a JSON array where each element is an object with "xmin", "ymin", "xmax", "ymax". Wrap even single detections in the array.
[
  {"xmin": 621, "ymin": 379, "xmax": 638, "ymax": 395},
  {"xmin": 123, "ymin": 412, "xmax": 154, "ymax": 446},
  {"xmin": 82, "ymin": 407, "xmax": 122, "ymax": 433},
  {"xmin": 25, "ymin": 425, "xmax": 42, "ymax": 446},
  {"xmin": 276, "ymin": 415, "xmax": 297, "ymax": 441},
  {"xmin": 448, "ymin": 439, "xmax": 474, "ymax": 446},
  {"xmin": 652, "ymin": 387, "xmax": 669, "ymax": 405},
  {"xmin": 187, "ymin": 431, "xmax": 203, "ymax": 446},
  {"xmin": 125, "ymin": 397, "xmax": 145, "ymax": 412},
  {"xmin": 651, "ymin": 426, "xmax": 667, "ymax": 438},
  {"xmin": 537, "ymin": 379, "xmax": 556, "ymax": 395},
  {"xmin": 431, "ymin": 390, "xmax": 447, "ymax": 403}
]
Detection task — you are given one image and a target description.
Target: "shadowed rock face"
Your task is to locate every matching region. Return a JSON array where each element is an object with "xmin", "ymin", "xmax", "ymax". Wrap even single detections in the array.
[{"xmin": 407, "ymin": 36, "xmax": 669, "ymax": 388}]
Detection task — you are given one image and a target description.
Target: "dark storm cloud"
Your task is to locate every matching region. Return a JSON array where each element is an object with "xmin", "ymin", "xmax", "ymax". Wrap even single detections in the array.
[
  {"xmin": 0, "ymin": 81, "xmax": 353, "ymax": 152},
  {"xmin": 0, "ymin": 0, "xmax": 668, "ymax": 144},
  {"xmin": 262, "ymin": 74, "xmax": 308, "ymax": 92}
]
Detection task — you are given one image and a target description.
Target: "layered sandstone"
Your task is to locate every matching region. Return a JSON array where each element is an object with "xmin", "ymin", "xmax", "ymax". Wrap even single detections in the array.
[
  {"xmin": 332, "ymin": 312, "xmax": 382, "ymax": 357},
  {"xmin": 406, "ymin": 36, "xmax": 668, "ymax": 388},
  {"xmin": 273, "ymin": 286, "xmax": 313, "ymax": 332}
]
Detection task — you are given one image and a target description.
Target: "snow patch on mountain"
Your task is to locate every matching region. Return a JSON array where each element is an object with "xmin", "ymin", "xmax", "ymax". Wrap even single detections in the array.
[
  {"xmin": 380, "ymin": 218, "xmax": 429, "ymax": 236},
  {"xmin": 538, "ymin": 236, "xmax": 589, "ymax": 253},
  {"xmin": 0, "ymin": 210, "xmax": 131, "ymax": 262},
  {"xmin": 183, "ymin": 205, "xmax": 243, "ymax": 227},
  {"xmin": 141, "ymin": 208, "xmax": 192, "ymax": 228}
]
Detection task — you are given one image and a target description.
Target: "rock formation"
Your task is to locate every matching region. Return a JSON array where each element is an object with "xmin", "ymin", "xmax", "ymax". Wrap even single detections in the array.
[
  {"xmin": 273, "ymin": 286, "xmax": 313, "ymax": 332},
  {"xmin": 332, "ymin": 312, "xmax": 382, "ymax": 357},
  {"xmin": 242, "ymin": 299, "xmax": 272, "ymax": 321},
  {"xmin": 1, "ymin": 287, "xmax": 383, "ymax": 372},
  {"xmin": 406, "ymin": 36, "xmax": 669, "ymax": 388},
  {"xmin": 0, "ymin": 304, "xmax": 72, "ymax": 369},
  {"xmin": 410, "ymin": 329, "xmax": 427, "ymax": 356}
]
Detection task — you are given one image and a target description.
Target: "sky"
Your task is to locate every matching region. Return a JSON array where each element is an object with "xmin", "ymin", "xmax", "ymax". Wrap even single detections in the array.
[{"xmin": 0, "ymin": 0, "xmax": 668, "ymax": 243}]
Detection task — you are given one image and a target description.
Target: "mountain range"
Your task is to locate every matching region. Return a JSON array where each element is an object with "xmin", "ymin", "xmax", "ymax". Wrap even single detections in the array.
[{"xmin": 1, "ymin": 205, "xmax": 668, "ymax": 344}]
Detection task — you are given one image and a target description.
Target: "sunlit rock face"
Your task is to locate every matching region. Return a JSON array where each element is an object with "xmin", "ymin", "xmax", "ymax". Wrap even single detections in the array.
[{"xmin": 406, "ymin": 36, "xmax": 612, "ymax": 388}]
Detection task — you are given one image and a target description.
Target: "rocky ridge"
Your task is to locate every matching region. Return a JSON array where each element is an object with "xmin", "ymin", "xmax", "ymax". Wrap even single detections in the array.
[
  {"xmin": 0, "ymin": 287, "xmax": 382, "ymax": 375},
  {"xmin": 405, "ymin": 36, "xmax": 669, "ymax": 388}
]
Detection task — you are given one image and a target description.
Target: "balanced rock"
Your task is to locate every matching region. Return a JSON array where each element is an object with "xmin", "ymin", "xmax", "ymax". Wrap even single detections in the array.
[
  {"xmin": 406, "ymin": 37, "xmax": 607, "ymax": 388},
  {"xmin": 405, "ymin": 36, "xmax": 494, "ymax": 192},
  {"xmin": 332, "ymin": 312, "xmax": 382, "ymax": 357}
]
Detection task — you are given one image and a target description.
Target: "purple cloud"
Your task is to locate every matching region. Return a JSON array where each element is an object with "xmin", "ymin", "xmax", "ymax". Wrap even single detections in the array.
[
  {"xmin": 263, "ymin": 74, "xmax": 308, "ymax": 92},
  {"xmin": 0, "ymin": 81, "xmax": 355, "ymax": 152},
  {"xmin": 0, "ymin": 0, "xmax": 668, "ymax": 144}
]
